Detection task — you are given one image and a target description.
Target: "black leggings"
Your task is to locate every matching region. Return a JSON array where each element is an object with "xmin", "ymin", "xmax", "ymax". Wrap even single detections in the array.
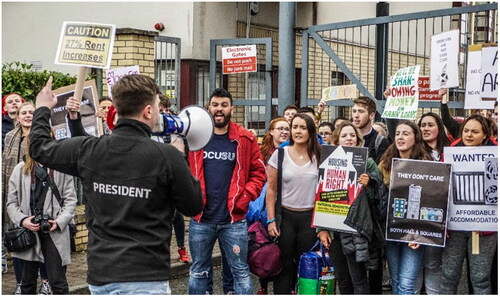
[
  {"xmin": 21, "ymin": 232, "xmax": 68, "ymax": 294},
  {"xmin": 273, "ymin": 208, "xmax": 317, "ymax": 294}
]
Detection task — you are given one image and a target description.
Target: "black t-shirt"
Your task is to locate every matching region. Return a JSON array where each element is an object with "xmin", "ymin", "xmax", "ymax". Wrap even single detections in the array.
[
  {"xmin": 202, "ymin": 133, "xmax": 236, "ymax": 224},
  {"xmin": 363, "ymin": 128, "xmax": 390, "ymax": 164}
]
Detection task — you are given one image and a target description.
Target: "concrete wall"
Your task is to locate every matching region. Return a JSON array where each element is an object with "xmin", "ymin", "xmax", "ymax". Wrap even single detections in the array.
[{"xmin": 2, "ymin": 2, "xmax": 194, "ymax": 74}]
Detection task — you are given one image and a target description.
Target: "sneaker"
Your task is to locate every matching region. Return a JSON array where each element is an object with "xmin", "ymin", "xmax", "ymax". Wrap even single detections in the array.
[
  {"xmin": 2, "ymin": 263, "xmax": 7, "ymax": 274},
  {"xmin": 39, "ymin": 280, "xmax": 53, "ymax": 295},
  {"xmin": 14, "ymin": 282, "xmax": 21, "ymax": 295},
  {"xmin": 178, "ymin": 247, "xmax": 190, "ymax": 263},
  {"xmin": 256, "ymin": 288, "xmax": 267, "ymax": 295},
  {"xmin": 382, "ymin": 279, "xmax": 392, "ymax": 291},
  {"xmin": 225, "ymin": 291, "xmax": 235, "ymax": 295}
]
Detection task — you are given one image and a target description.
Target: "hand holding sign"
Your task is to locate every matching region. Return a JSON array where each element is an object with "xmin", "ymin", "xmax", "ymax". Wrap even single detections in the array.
[{"xmin": 36, "ymin": 77, "xmax": 57, "ymax": 109}]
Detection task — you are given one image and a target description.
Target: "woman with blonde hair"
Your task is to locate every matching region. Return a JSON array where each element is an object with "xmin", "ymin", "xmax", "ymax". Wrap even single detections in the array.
[{"xmin": 7, "ymin": 135, "xmax": 77, "ymax": 294}]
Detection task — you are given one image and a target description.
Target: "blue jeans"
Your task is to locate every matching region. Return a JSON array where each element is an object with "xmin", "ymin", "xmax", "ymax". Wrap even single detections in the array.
[
  {"xmin": 385, "ymin": 241, "xmax": 425, "ymax": 295},
  {"xmin": 188, "ymin": 219, "xmax": 252, "ymax": 295},
  {"xmin": 88, "ymin": 281, "xmax": 171, "ymax": 295}
]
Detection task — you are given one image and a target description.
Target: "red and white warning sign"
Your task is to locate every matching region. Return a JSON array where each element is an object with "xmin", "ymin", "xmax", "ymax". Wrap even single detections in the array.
[{"xmin": 222, "ymin": 45, "xmax": 257, "ymax": 74}]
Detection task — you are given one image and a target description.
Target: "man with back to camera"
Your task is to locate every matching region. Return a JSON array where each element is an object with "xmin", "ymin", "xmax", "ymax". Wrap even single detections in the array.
[
  {"xmin": 29, "ymin": 75, "xmax": 203, "ymax": 295},
  {"xmin": 187, "ymin": 88, "xmax": 266, "ymax": 295},
  {"xmin": 351, "ymin": 96, "xmax": 390, "ymax": 164}
]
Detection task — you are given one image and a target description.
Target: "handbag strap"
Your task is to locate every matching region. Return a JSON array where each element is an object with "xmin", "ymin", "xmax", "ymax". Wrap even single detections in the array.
[
  {"xmin": 34, "ymin": 164, "xmax": 64, "ymax": 212},
  {"xmin": 275, "ymin": 148, "xmax": 284, "ymax": 230}
]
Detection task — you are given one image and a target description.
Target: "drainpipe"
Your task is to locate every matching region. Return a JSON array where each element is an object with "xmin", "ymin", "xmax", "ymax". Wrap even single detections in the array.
[{"xmin": 278, "ymin": 2, "xmax": 296, "ymax": 114}]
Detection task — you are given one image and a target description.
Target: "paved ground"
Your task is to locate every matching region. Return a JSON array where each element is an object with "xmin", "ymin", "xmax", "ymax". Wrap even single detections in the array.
[{"xmin": 1, "ymin": 237, "xmax": 471, "ymax": 295}]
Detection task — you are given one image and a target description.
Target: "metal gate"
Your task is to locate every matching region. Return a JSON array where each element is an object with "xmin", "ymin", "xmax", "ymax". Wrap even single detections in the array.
[
  {"xmin": 300, "ymin": 3, "xmax": 498, "ymax": 120},
  {"xmin": 209, "ymin": 38, "xmax": 273, "ymax": 134},
  {"xmin": 154, "ymin": 35, "xmax": 181, "ymax": 111}
]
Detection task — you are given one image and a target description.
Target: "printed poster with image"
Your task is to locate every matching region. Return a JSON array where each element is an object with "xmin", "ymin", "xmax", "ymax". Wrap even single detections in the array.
[
  {"xmin": 444, "ymin": 146, "xmax": 498, "ymax": 231},
  {"xmin": 51, "ymin": 80, "xmax": 102, "ymax": 139},
  {"xmin": 386, "ymin": 159, "xmax": 452, "ymax": 247},
  {"xmin": 382, "ymin": 65, "xmax": 420, "ymax": 120},
  {"xmin": 312, "ymin": 145, "xmax": 368, "ymax": 233}
]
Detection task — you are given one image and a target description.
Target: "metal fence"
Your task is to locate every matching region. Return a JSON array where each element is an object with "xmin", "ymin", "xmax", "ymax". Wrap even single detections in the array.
[
  {"xmin": 300, "ymin": 3, "xmax": 498, "ymax": 121},
  {"xmin": 154, "ymin": 35, "xmax": 181, "ymax": 111},
  {"xmin": 210, "ymin": 38, "xmax": 273, "ymax": 135}
]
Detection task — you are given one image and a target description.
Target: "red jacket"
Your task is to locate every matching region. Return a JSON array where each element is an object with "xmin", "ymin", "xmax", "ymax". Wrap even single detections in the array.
[{"xmin": 188, "ymin": 121, "xmax": 266, "ymax": 223}]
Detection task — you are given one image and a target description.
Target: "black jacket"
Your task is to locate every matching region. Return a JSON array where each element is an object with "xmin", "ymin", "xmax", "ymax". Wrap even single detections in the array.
[
  {"xmin": 2, "ymin": 114, "xmax": 14, "ymax": 151},
  {"xmin": 363, "ymin": 128, "xmax": 390, "ymax": 164},
  {"xmin": 29, "ymin": 107, "xmax": 202, "ymax": 285},
  {"xmin": 342, "ymin": 158, "xmax": 387, "ymax": 270}
]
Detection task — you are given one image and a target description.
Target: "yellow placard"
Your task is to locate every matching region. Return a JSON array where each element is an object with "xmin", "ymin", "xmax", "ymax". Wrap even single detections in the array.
[
  {"xmin": 315, "ymin": 201, "xmax": 350, "ymax": 216},
  {"xmin": 322, "ymin": 84, "xmax": 358, "ymax": 101},
  {"xmin": 55, "ymin": 22, "xmax": 116, "ymax": 69}
]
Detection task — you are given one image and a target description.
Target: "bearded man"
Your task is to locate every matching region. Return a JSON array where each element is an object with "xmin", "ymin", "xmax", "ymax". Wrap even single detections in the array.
[{"xmin": 187, "ymin": 88, "xmax": 266, "ymax": 295}]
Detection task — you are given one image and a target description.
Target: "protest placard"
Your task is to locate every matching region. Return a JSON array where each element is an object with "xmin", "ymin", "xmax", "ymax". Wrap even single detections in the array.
[
  {"xmin": 484, "ymin": 157, "xmax": 498, "ymax": 205},
  {"xmin": 321, "ymin": 84, "xmax": 357, "ymax": 101},
  {"xmin": 312, "ymin": 145, "xmax": 368, "ymax": 233},
  {"xmin": 106, "ymin": 66, "xmax": 140, "ymax": 98},
  {"xmin": 52, "ymin": 80, "xmax": 101, "ymax": 139},
  {"xmin": 418, "ymin": 76, "xmax": 441, "ymax": 101},
  {"xmin": 55, "ymin": 22, "xmax": 116, "ymax": 69},
  {"xmin": 430, "ymin": 30, "xmax": 460, "ymax": 90},
  {"xmin": 464, "ymin": 45, "xmax": 496, "ymax": 109},
  {"xmin": 444, "ymin": 146, "xmax": 498, "ymax": 231},
  {"xmin": 385, "ymin": 159, "xmax": 452, "ymax": 247},
  {"xmin": 382, "ymin": 65, "xmax": 420, "ymax": 120},
  {"xmin": 480, "ymin": 45, "xmax": 498, "ymax": 100}
]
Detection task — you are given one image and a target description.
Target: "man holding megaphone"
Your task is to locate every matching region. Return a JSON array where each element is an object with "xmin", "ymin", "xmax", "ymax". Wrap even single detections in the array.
[
  {"xmin": 29, "ymin": 74, "xmax": 203, "ymax": 294},
  {"xmin": 187, "ymin": 88, "xmax": 266, "ymax": 295}
]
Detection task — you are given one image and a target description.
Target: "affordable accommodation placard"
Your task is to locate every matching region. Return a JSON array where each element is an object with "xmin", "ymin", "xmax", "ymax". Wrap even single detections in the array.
[
  {"xmin": 312, "ymin": 146, "xmax": 368, "ymax": 233},
  {"xmin": 386, "ymin": 159, "xmax": 452, "ymax": 247},
  {"xmin": 382, "ymin": 65, "xmax": 420, "ymax": 120},
  {"xmin": 444, "ymin": 146, "xmax": 498, "ymax": 231},
  {"xmin": 55, "ymin": 21, "xmax": 116, "ymax": 69}
]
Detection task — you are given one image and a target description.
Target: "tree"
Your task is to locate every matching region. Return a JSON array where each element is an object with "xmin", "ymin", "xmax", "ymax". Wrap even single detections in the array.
[{"xmin": 2, "ymin": 62, "xmax": 78, "ymax": 102}]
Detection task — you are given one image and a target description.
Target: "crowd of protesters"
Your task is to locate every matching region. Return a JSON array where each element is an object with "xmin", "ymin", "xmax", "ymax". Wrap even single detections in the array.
[{"xmin": 1, "ymin": 77, "xmax": 497, "ymax": 295}]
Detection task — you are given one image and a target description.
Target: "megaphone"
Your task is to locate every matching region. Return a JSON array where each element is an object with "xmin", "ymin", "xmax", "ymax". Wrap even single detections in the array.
[{"xmin": 152, "ymin": 105, "xmax": 214, "ymax": 151}]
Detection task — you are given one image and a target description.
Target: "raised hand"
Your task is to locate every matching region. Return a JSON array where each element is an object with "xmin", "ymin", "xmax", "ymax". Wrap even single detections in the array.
[{"xmin": 35, "ymin": 76, "xmax": 57, "ymax": 109}]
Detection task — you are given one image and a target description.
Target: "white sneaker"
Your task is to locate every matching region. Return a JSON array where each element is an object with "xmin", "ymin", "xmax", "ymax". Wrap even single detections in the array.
[
  {"xmin": 14, "ymin": 282, "xmax": 21, "ymax": 295},
  {"xmin": 39, "ymin": 280, "xmax": 53, "ymax": 295}
]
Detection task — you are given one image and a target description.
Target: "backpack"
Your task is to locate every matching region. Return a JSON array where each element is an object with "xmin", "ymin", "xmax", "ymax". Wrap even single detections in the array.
[
  {"xmin": 374, "ymin": 133, "xmax": 385, "ymax": 157},
  {"xmin": 247, "ymin": 220, "xmax": 282, "ymax": 279}
]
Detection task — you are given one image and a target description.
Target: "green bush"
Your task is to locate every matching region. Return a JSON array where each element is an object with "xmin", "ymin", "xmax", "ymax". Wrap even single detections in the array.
[{"xmin": 2, "ymin": 62, "xmax": 79, "ymax": 102}]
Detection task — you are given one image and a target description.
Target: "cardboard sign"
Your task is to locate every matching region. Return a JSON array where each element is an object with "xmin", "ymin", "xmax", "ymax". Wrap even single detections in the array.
[
  {"xmin": 418, "ymin": 76, "xmax": 441, "ymax": 101},
  {"xmin": 222, "ymin": 45, "xmax": 257, "ymax": 74},
  {"xmin": 312, "ymin": 145, "xmax": 368, "ymax": 233},
  {"xmin": 480, "ymin": 46, "xmax": 498, "ymax": 100},
  {"xmin": 464, "ymin": 45, "xmax": 495, "ymax": 109},
  {"xmin": 386, "ymin": 159, "xmax": 452, "ymax": 247},
  {"xmin": 55, "ymin": 21, "xmax": 116, "ymax": 69},
  {"xmin": 444, "ymin": 146, "xmax": 498, "ymax": 232},
  {"xmin": 106, "ymin": 66, "xmax": 140, "ymax": 98},
  {"xmin": 51, "ymin": 80, "xmax": 102, "ymax": 139},
  {"xmin": 430, "ymin": 30, "xmax": 460, "ymax": 90},
  {"xmin": 322, "ymin": 84, "xmax": 357, "ymax": 101},
  {"xmin": 382, "ymin": 65, "xmax": 420, "ymax": 120}
]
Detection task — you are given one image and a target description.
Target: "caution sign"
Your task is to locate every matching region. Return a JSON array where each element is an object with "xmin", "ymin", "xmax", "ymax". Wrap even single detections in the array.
[
  {"xmin": 55, "ymin": 22, "xmax": 116, "ymax": 69},
  {"xmin": 222, "ymin": 45, "xmax": 257, "ymax": 74}
]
